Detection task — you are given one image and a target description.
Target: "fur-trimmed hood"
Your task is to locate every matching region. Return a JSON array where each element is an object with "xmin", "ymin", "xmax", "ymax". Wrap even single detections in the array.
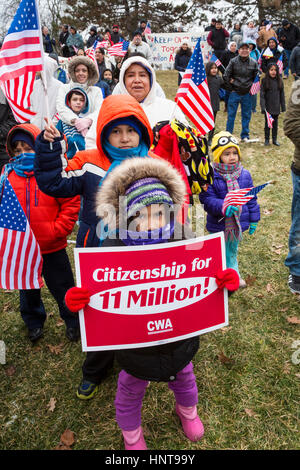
[
  {"xmin": 67, "ymin": 56, "xmax": 99, "ymax": 86},
  {"xmin": 95, "ymin": 157, "xmax": 187, "ymax": 229}
]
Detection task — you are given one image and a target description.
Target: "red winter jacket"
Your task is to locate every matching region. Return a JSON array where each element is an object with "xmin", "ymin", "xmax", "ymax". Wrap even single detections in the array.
[{"xmin": 5, "ymin": 123, "xmax": 80, "ymax": 254}]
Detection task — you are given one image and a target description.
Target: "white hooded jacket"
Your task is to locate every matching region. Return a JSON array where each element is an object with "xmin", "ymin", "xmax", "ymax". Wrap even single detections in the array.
[
  {"xmin": 85, "ymin": 56, "xmax": 187, "ymax": 149},
  {"xmin": 55, "ymin": 56, "xmax": 103, "ymax": 127}
]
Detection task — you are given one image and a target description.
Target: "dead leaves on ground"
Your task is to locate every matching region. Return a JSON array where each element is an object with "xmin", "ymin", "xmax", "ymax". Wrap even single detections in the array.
[
  {"xmin": 55, "ymin": 429, "xmax": 75, "ymax": 450},
  {"xmin": 244, "ymin": 408, "xmax": 258, "ymax": 418},
  {"xmin": 47, "ymin": 343, "xmax": 64, "ymax": 355},
  {"xmin": 47, "ymin": 397, "xmax": 56, "ymax": 412},
  {"xmin": 286, "ymin": 316, "xmax": 300, "ymax": 324},
  {"xmin": 217, "ymin": 351, "xmax": 235, "ymax": 368}
]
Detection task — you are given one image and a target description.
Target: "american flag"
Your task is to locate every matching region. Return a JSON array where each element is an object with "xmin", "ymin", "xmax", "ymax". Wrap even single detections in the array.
[
  {"xmin": 96, "ymin": 40, "xmax": 111, "ymax": 49},
  {"xmin": 277, "ymin": 54, "xmax": 283, "ymax": 74},
  {"xmin": 222, "ymin": 188, "xmax": 254, "ymax": 216},
  {"xmin": 245, "ymin": 181, "xmax": 271, "ymax": 197},
  {"xmin": 266, "ymin": 110, "xmax": 274, "ymax": 128},
  {"xmin": 0, "ymin": 179, "xmax": 43, "ymax": 290},
  {"xmin": 0, "ymin": 0, "xmax": 43, "ymax": 123},
  {"xmin": 107, "ymin": 41, "xmax": 129, "ymax": 57},
  {"xmin": 250, "ymin": 75, "xmax": 260, "ymax": 95},
  {"xmin": 85, "ymin": 41, "xmax": 98, "ymax": 64},
  {"xmin": 144, "ymin": 22, "xmax": 152, "ymax": 35},
  {"xmin": 211, "ymin": 53, "xmax": 222, "ymax": 68},
  {"xmin": 175, "ymin": 38, "xmax": 214, "ymax": 135}
]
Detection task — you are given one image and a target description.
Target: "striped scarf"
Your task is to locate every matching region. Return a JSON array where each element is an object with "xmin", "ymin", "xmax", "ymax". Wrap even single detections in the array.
[{"xmin": 213, "ymin": 161, "xmax": 243, "ymax": 241}]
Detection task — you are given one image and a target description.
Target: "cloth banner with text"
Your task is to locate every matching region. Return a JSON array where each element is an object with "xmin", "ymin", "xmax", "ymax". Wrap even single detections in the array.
[{"xmin": 145, "ymin": 32, "xmax": 212, "ymax": 69}]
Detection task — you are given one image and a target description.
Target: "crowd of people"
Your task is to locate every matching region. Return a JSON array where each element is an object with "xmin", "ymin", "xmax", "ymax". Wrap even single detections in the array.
[{"xmin": 0, "ymin": 15, "xmax": 300, "ymax": 451}]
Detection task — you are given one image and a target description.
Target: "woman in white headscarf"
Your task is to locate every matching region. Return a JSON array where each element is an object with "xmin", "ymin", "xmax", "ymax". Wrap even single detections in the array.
[{"xmin": 85, "ymin": 55, "xmax": 187, "ymax": 149}]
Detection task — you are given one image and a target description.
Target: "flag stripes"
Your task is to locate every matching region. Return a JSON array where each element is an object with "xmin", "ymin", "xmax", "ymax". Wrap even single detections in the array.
[
  {"xmin": 175, "ymin": 39, "xmax": 215, "ymax": 136},
  {"xmin": 0, "ymin": 180, "xmax": 43, "ymax": 290}
]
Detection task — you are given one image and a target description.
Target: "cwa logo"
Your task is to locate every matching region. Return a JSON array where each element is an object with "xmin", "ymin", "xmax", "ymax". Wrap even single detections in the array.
[{"xmin": 147, "ymin": 318, "xmax": 173, "ymax": 335}]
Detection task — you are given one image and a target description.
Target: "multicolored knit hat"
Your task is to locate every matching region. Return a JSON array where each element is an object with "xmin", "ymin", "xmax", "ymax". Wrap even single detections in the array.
[{"xmin": 125, "ymin": 177, "xmax": 174, "ymax": 218}]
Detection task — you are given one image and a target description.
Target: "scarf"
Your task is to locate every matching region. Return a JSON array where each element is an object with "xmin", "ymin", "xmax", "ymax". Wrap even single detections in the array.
[
  {"xmin": 100, "ymin": 140, "xmax": 149, "ymax": 186},
  {"xmin": 119, "ymin": 220, "xmax": 175, "ymax": 246},
  {"xmin": 213, "ymin": 161, "xmax": 243, "ymax": 241},
  {"xmin": 0, "ymin": 152, "xmax": 35, "ymax": 193}
]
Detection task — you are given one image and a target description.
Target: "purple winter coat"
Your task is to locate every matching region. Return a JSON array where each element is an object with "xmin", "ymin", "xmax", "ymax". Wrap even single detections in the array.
[{"xmin": 199, "ymin": 168, "xmax": 260, "ymax": 233}]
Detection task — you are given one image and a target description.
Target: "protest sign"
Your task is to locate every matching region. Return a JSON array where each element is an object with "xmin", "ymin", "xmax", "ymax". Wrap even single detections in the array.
[
  {"xmin": 74, "ymin": 232, "xmax": 228, "ymax": 351},
  {"xmin": 145, "ymin": 32, "xmax": 212, "ymax": 69}
]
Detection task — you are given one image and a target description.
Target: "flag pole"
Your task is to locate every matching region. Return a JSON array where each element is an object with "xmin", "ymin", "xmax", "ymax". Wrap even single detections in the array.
[{"xmin": 34, "ymin": 0, "xmax": 52, "ymax": 131}]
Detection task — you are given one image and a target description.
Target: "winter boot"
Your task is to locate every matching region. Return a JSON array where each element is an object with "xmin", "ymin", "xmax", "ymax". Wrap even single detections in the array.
[{"xmin": 175, "ymin": 403, "xmax": 204, "ymax": 442}]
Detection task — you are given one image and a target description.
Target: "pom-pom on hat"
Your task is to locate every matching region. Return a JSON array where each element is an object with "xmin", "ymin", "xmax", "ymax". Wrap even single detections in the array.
[{"xmin": 211, "ymin": 131, "xmax": 241, "ymax": 163}]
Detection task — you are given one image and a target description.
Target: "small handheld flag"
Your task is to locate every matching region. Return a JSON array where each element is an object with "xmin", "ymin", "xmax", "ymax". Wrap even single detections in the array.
[
  {"xmin": 244, "ymin": 181, "xmax": 272, "ymax": 197},
  {"xmin": 108, "ymin": 41, "xmax": 129, "ymax": 57},
  {"xmin": 211, "ymin": 54, "xmax": 225, "ymax": 70},
  {"xmin": 144, "ymin": 22, "xmax": 152, "ymax": 35},
  {"xmin": 219, "ymin": 181, "xmax": 271, "ymax": 221},
  {"xmin": 277, "ymin": 54, "xmax": 283, "ymax": 74},
  {"xmin": 266, "ymin": 111, "xmax": 274, "ymax": 128},
  {"xmin": 85, "ymin": 40, "xmax": 98, "ymax": 63},
  {"xmin": 250, "ymin": 75, "xmax": 260, "ymax": 95},
  {"xmin": 175, "ymin": 38, "xmax": 214, "ymax": 135},
  {"xmin": 222, "ymin": 188, "xmax": 254, "ymax": 216}
]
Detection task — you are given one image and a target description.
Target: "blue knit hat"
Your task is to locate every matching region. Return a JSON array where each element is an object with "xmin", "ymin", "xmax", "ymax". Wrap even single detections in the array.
[
  {"xmin": 103, "ymin": 117, "xmax": 143, "ymax": 142},
  {"xmin": 125, "ymin": 177, "xmax": 174, "ymax": 218},
  {"xmin": 10, "ymin": 131, "xmax": 34, "ymax": 150}
]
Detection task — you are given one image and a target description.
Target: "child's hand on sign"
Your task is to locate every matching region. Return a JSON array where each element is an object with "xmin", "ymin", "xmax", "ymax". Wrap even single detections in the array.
[
  {"xmin": 215, "ymin": 269, "xmax": 239, "ymax": 291},
  {"xmin": 65, "ymin": 286, "xmax": 91, "ymax": 312}
]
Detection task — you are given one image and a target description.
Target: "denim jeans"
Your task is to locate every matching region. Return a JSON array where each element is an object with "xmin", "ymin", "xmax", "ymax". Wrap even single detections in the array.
[
  {"xmin": 226, "ymin": 92, "xmax": 252, "ymax": 139},
  {"xmin": 284, "ymin": 49, "xmax": 291, "ymax": 77},
  {"xmin": 285, "ymin": 170, "xmax": 300, "ymax": 276}
]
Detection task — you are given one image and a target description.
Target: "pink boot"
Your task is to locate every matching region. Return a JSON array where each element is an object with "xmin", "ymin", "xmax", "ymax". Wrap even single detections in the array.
[
  {"xmin": 175, "ymin": 403, "xmax": 205, "ymax": 442},
  {"xmin": 122, "ymin": 426, "xmax": 148, "ymax": 450}
]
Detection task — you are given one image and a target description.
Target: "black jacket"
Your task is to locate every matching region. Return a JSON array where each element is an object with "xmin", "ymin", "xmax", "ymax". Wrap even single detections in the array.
[
  {"xmin": 277, "ymin": 24, "xmax": 300, "ymax": 51},
  {"xmin": 0, "ymin": 95, "xmax": 17, "ymax": 171},
  {"xmin": 221, "ymin": 50, "xmax": 238, "ymax": 69},
  {"xmin": 100, "ymin": 231, "xmax": 199, "ymax": 383},
  {"xmin": 207, "ymin": 75, "xmax": 224, "ymax": 112},
  {"xmin": 86, "ymin": 34, "xmax": 102, "ymax": 49},
  {"xmin": 290, "ymin": 42, "xmax": 300, "ymax": 76},
  {"xmin": 208, "ymin": 28, "xmax": 229, "ymax": 51},
  {"xmin": 260, "ymin": 77, "xmax": 286, "ymax": 116},
  {"xmin": 174, "ymin": 50, "xmax": 192, "ymax": 72},
  {"xmin": 223, "ymin": 55, "xmax": 258, "ymax": 95}
]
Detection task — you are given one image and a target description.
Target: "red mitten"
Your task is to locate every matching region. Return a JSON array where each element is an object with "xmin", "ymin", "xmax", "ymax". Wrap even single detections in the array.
[
  {"xmin": 65, "ymin": 287, "xmax": 91, "ymax": 312},
  {"xmin": 215, "ymin": 269, "xmax": 239, "ymax": 291}
]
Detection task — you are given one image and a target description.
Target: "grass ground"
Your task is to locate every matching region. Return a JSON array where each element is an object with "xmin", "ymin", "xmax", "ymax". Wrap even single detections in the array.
[{"xmin": 0, "ymin": 71, "xmax": 299, "ymax": 451}]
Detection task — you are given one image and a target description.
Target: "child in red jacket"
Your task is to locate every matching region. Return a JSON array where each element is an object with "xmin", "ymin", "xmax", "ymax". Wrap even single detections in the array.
[{"xmin": 3, "ymin": 123, "xmax": 81, "ymax": 342}]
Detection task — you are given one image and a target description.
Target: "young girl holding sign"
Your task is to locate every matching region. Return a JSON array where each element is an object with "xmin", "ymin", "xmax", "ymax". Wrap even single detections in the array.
[{"xmin": 64, "ymin": 155, "xmax": 239, "ymax": 450}]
